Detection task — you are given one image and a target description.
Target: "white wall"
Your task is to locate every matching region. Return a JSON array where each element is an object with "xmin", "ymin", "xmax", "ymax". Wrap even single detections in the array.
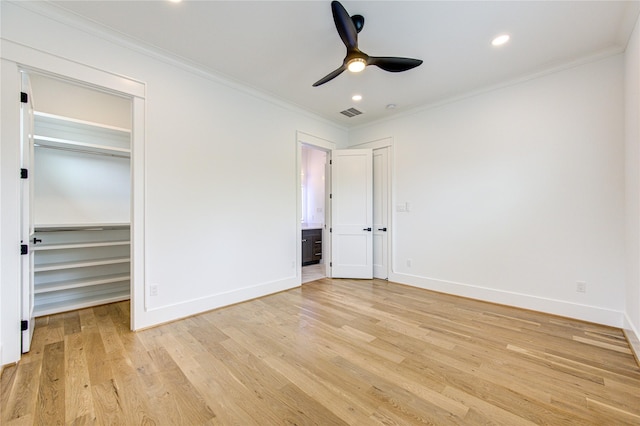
[
  {"xmin": 0, "ymin": 1, "xmax": 346, "ymax": 364},
  {"xmin": 624, "ymin": 14, "xmax": 640, "ymax": 358},
  {"xmin": 350, "ymin": 55, "xmax": 626, "ymax": 326}
]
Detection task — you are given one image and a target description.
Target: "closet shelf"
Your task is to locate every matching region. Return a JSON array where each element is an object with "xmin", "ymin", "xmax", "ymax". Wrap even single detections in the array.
[
  {"xmin": 34, "ymin": 290, "xmax": 129, "ymax": 317},
  {"xmin": 34, "ymin": 135, "xmax": 131, "ymax": 157},
  {"xmin": 33, "ymin": 240, "xmax": 129, "ymax": 251},
  {"xmin": 35, "ymin": 223, "xmax": 130, "ymax": 231},
  {"xmin": 34, "ymin": 111, "xmax": 130, "ymax": 134},
  {"xmin": 35, "ymin": 274, "xmax": 130, "ymax": 294},
  {"xmin": 34, "ymin": 256, "xmax": 130, "ymax": 272}
]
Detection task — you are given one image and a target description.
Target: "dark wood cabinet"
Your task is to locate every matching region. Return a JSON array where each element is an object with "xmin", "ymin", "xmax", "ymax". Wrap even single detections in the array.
[{"xmin": 302, "ymin": 228, "xmax": 322, "ymax": 266}]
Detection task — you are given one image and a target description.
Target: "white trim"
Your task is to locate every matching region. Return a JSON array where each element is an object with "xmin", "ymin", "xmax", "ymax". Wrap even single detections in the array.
[
  {"xmin": 133, "ymin": 276, "xmax": 299, "ymax": 330},
  {"xmin": 389, "ymin": 271, "xmax": 625, "ymax": 328},
  {"xmin": 1, "ymin": 40, "xmax": 145, "ymax": 99},
  {"xmin": 131, "ymin": 96, "xmax": 145, "ymax": 330},
  {"xmin": 624, "ymin": 313, "xmax": 640, "ymax": 366},
  {"xmin": 350, "ymin": 137, "xmax": 393, "ymax": 150},
  {"xmin": 296, "ymin": 132, "xmax": 336, "ymax": 283},
  {"xmin": 297, "ymin": 131, "xmax": 337, "ymax": 152}
]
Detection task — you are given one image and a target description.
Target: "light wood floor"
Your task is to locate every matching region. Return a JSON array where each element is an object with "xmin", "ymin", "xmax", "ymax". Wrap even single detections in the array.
[
  {"xmin": 2, "ymin": 278, "xmax": 639, "ymax": 425},
  {"xmin": 302, "ymin": 263, "xmax": 325, "ymax": 284}
]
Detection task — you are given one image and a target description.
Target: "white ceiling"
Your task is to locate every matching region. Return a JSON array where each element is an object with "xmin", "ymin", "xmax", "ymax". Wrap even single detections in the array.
[{"xmin": 46, "ymin": 1, "xmax": 640, "ymax": 127}]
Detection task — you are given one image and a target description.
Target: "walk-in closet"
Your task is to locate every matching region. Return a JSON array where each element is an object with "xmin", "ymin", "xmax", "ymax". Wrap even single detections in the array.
[{"xmin": 25, "ymin": 73, "xmax": 132, "ymax": 318}]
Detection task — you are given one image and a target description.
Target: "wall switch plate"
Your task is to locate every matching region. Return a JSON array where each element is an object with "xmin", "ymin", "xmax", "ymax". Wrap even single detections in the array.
[
  {"xmin": 576, "ymin": 281, "xmax": 586, "ymax": 293},
  {"xmin": 397, "ymin": 204, "xmax": 407, "ymax": 212},
  {"xmin": 150, "ymin": 284, "xmax": 159, "ymax": 296},
  {"xmin": 407, "ymin": 258, "xmax": 412, "ymax": 267}
]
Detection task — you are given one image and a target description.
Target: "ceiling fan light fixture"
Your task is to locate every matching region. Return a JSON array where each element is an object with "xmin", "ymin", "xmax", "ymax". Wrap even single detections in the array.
[{"xmin": 347, "ymin": 58, "xmax": 367, "ymax": 73}]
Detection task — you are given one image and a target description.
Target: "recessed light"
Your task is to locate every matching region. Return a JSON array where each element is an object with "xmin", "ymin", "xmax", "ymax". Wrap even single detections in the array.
[
  {"xmin": 491, "ymin": 34, "xmax": 510, "ymax": 46},
  {"xmin": 352, "ymin": 94, "xmax": 362, "ymax": 101}
]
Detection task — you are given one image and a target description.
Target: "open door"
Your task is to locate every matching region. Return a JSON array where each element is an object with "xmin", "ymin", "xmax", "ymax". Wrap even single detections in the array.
[
  {"xmin": 372, "ymin": 147, "xmax": 390, "ymax": 279},
  {"xmin": 331, "ymin": 149, "xmax": 373, "ymax": 279},
  {"xmin": 20, "ymin": 71, "xmax": 35, "ymax": 353}
]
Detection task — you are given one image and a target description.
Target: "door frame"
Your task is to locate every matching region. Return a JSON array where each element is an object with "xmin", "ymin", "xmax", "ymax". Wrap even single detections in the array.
[
  {"xmin": 350, "ymin": 137, "xmax": 393, "ymax": 279},
  {"xmin": 1, "ymin": 42, "xmax": 146, "ymax": 364},
  {"xmin": 296, "ymin": 132, "xmax": 336, "ymax": 283}
]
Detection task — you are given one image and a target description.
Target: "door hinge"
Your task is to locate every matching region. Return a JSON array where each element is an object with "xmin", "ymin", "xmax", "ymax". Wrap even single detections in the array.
[
  {"xmin": 329, "ymin": 193, "xmax": 332, "ymax": 199},
  {"xmin": 21, "ymin": 244, "xmax": 28, "ymax": 255},
  {"xmin": 20, "ymin": 92, "xmax": 28, "ymax": 103},
  {"xmin": 21, "ymin": 320, "xmax": 28, "ymax": 331},
  {"xmin": 20, "ymin": 168, "xmax": 28, "ymax": 179},
  {"xmin": 329, "ymin": 228, "xmax": 332, "ymax": 233},
  {"xmin": 329, "ymin": 159, "xmax": 332, "ymax": 165},
  {"xmin": 330, "ymin": 262, "xmax": 332, "ymax": 267}
]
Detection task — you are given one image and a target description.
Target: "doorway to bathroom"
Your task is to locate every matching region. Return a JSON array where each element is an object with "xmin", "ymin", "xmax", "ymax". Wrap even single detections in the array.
[{"xmin": 301, "ymin": 144, "xmax": 328, "ymax": 283}]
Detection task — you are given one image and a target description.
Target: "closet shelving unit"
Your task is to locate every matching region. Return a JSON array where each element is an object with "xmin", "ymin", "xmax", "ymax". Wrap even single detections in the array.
[{"xmin": 32, "ymin": 111, "xmax": 131, "ymax": 317}]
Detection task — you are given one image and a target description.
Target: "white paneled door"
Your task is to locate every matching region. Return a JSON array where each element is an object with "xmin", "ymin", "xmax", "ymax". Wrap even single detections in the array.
[
  {"xmin": 331, "ymin": 149, "xmax": 373, "ymax": 279},
  {"xmin": 372, "ymin": 147, "xmax": 390, "ymax": 279},
  {"xmin": 20, "ymin": 71, "xmax": 35, "ymax": 353}
]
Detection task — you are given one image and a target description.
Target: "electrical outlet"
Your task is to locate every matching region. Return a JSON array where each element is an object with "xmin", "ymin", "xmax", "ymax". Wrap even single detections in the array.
[
  {"xmin": 407, "ymin": 258, "xmax": 412, "ymax": 267},
  {"xmin": 576, "ymin": 281, "xmax": 586, "ymax": 293},
  {"xmin": 150, "ymin": 284, "xmax": 159, "ymax": 297}
]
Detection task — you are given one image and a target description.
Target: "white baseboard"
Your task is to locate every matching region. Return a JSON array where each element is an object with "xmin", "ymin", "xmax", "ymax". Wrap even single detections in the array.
[
  {"xmin": 133, "ymin": 276, "xmax": 300, "ymax": 330},
  {"xmin": 389, "ymin": 272, "xmax": 624, "ymax": 328},
  {"xmin": 623, "ymin": 314, "xmax": 640, "ymax": 367}
]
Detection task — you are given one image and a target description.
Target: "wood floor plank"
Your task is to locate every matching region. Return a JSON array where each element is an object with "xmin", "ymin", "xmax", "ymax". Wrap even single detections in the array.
[
  {"xmin": 63, "ymin": 333, "xmax": 94, "ymax": 423},
  {"xmin": 1, "ymin": 360, "xmax": 41, "ymax": 424},
  {"xmin": 2, "ymin": 278, "xmax": 639, "ymax": 424},
  {"xmin": 35, "ymin": 341, "xmax": 65, "ymax": 425}
]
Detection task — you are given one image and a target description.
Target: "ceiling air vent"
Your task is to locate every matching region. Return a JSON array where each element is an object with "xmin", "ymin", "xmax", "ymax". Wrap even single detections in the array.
[{"xmin": 340, "ymin": 107, "xmax": 363, "ymax": 118}]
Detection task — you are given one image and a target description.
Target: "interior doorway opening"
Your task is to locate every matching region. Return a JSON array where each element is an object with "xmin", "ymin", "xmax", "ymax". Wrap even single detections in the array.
[
  {"xmin": 301, "ymin": 145, "xmax": 328, "ymax": 283},
  {"xmin": 20, "ymin": 71, "xmax": 134, "ymax": 353}
]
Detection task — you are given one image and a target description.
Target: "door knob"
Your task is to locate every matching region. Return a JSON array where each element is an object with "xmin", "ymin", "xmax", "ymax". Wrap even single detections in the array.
[
  {"xmin": 363, "ymin": 227, "xmax": 372, "ymax": 232},
  {"xmin": 32, "ymin": 237, "xmax": 42, "ymax": 244},
  {"xmin": 378, "ymin": 227, "xmax": 387, "ymax": 232}
]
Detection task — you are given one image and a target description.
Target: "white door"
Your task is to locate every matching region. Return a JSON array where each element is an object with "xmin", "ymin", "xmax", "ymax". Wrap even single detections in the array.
[
  {"xmin": 331, "ymin": 149, "xmax": 373, "ymax": 278},
  {"xmin": 324, "ymin": 157, "xmax": 332, "ymax": 278},
  {"xmin": 373, "ymin": 147, "xmax": 390, "ymax": 279},
  {"xmin": 20, "ymin": 71, "xmax": 35, "ymax": 353}
]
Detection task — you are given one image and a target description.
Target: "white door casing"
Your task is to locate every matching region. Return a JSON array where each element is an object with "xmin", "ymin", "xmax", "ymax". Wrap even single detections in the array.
[
  {"xmin": 324, "ymin": 156, "xmax": 332, "ymax": 278},
  {"xmin": 331, "ymin": 149, "xmax": 373, "ymax": 279},
  {"xmin": 372, "ymin": 147, "xmax": 390, "ymax": 279},
  {"xmin": 20, "ymin": 71, "xmax": 35, "ymax": 353}
]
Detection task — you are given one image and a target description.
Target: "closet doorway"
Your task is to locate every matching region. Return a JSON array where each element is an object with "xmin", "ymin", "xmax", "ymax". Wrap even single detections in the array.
[{"xmin": 20, "ymin": 71, "xmax": 134, "ymax": 352}]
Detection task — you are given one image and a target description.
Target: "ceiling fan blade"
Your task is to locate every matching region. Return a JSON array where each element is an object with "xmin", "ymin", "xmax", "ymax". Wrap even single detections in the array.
[
  {"xmin": 312, "ymin": 65, "xmax": 347, "ymax": 87},
  {"xmin": 331, "ymin": 1, "xmax": 358, "ymax": 49},
  {"xmin": 368, "ymin": 57, "xmax": 423, "ymax": 73}
]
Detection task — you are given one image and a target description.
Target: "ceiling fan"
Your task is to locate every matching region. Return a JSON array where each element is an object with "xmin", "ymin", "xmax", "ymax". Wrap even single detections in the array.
[{"xmin": 313, "ymin": 0, "xmax": 423, "ymax": 87}]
